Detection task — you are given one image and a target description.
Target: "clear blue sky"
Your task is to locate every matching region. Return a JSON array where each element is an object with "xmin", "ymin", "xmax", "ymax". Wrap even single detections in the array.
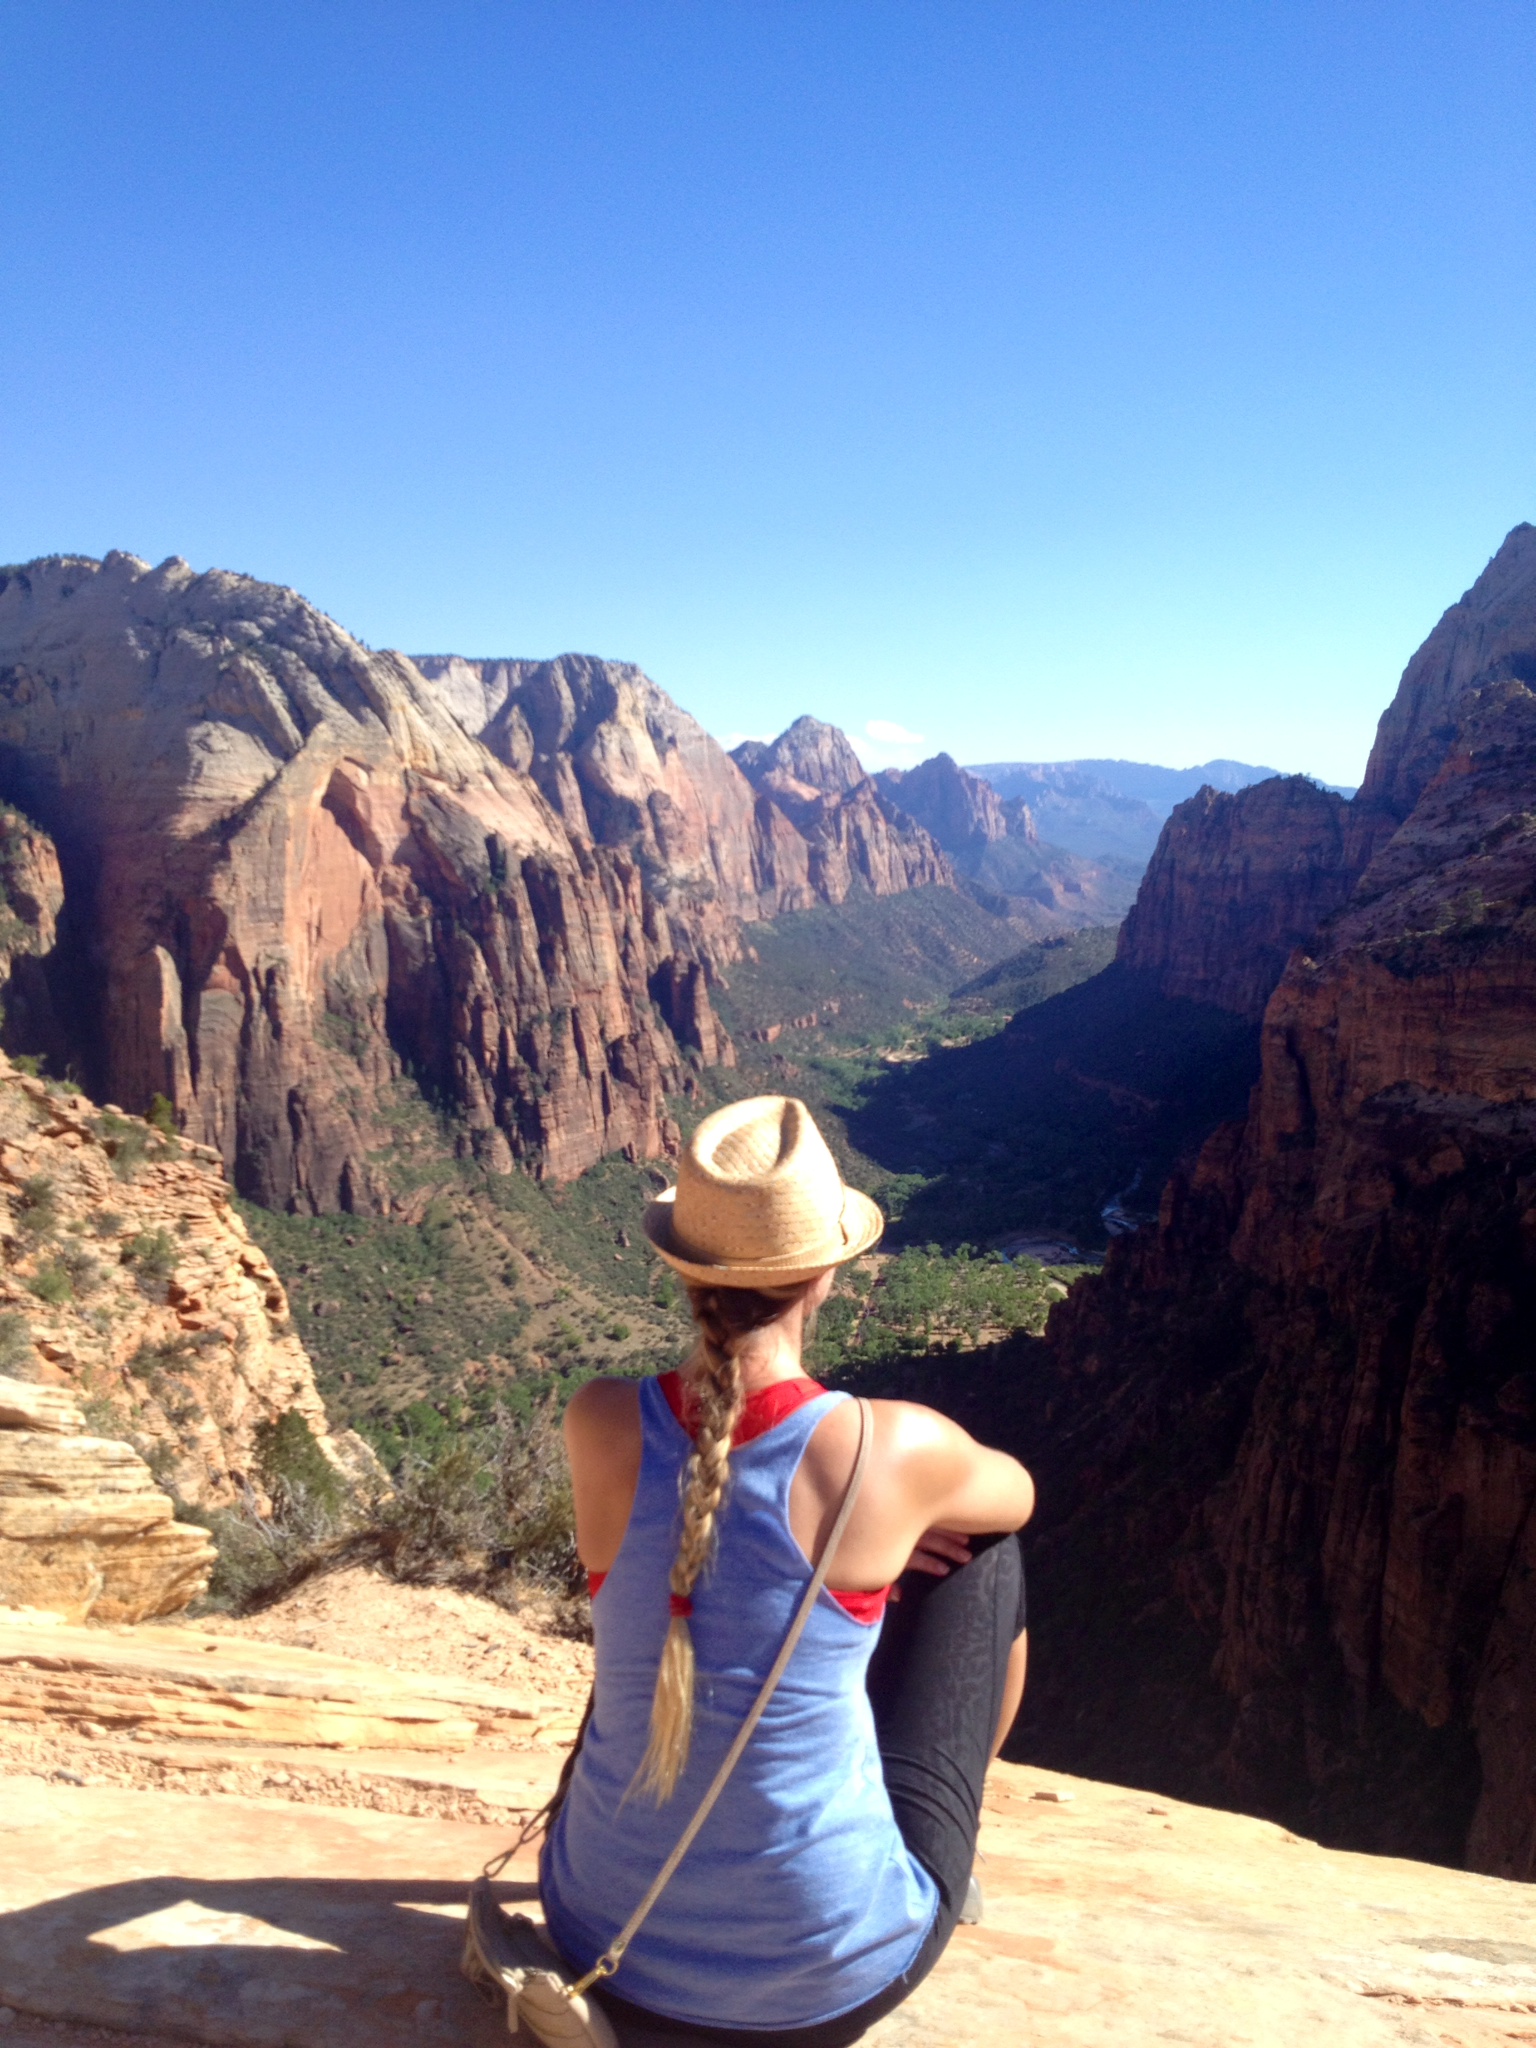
[{"xmin": 2, "ymin": 2, "xmax": 1532, "ymax": 786}]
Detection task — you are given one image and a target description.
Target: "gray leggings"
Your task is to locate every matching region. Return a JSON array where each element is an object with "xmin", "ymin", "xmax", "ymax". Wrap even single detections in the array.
[{"xmin": 591, "ymin": 1532, "xmax": 1028, "ymax": 2046}]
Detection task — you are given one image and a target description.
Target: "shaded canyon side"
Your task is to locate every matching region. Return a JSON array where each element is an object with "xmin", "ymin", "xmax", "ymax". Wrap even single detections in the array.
[{"xmin": 1010, "ymin": 526, "xmax": 1536, "ymax": 1878}]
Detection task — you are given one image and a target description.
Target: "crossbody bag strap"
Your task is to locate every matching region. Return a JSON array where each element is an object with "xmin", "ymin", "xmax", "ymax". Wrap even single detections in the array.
[{"xmin": 567, "ymin": 1393, "xmax": 874, "ymax": 1999}]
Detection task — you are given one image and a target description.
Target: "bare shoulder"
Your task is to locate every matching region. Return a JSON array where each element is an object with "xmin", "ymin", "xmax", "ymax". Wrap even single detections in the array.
[
  {"xmin": 872, "ymin": 1397, "xmax": 1004, "ymax": 1482},
  {"xmin": 804, "ymin": 1392, "xmax": 970, "ymax": 1472},
  {"xmin": 563, "ymin": 1375, "xmax": 641, "ymax": 1443},
  {"xmin": 564, "ymin": 1378, "xmax": 644, "ymax": 1571},
  {"xmin": 870, "ymin": 1398, "xmax": 973, "ymax": 1449},
  {"xmin": 799, "ymin": 1391, "xmax": 1032, "ymax": 1552}
]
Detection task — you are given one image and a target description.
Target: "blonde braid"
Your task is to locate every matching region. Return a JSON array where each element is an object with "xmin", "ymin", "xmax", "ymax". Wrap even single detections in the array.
[{"xmin": 636, "ymin": 1281, "xmax": 799, "ymax": 1802}]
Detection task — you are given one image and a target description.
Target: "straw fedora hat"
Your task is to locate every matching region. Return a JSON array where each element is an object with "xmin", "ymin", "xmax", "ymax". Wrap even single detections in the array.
[{"xmin": 643, "ymin": 1096, "xmax": 884, "ymax": 1288}]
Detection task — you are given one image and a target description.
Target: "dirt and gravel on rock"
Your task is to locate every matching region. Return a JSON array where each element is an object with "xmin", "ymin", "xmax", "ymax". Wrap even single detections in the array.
[
  {"xmin": 0, "ymin": 2017, "xmax": 197, "ymax": 2048},
  {"xmin": 0, "ymin": 1567, "xmax": 591, "ymax": 1830},
  {"xmin": 191, "ymin": 1566, "xmax": 593, "ymax": 1703}
]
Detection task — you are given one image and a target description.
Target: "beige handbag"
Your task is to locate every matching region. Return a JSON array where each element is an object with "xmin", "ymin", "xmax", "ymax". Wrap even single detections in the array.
[{"xmin": 463, "ymin": 1397, "xmax": 873, "ymax": 2048}]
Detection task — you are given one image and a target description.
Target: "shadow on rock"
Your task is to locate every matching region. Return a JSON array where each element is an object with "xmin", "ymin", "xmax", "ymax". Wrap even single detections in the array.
[{"xmin": 0, "ymin": 1873, "xmax": 541, "ymax": 2048}]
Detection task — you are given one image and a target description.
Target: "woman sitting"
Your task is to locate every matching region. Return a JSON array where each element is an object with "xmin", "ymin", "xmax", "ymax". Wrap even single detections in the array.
[{"xmin": 542, "ymin": 1095, "xmax": 1034, "ymax": 2046}]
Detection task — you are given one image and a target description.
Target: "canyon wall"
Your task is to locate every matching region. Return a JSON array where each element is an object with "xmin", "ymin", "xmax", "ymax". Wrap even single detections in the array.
[
  {"xmin": 0, "ymin": 558, "xmax": 947, "ymax": 1210},
  {"xmin": 1024, "ymin": 527, "xmax": 1536, "ymax": 1876},
  {"xmin": 1116, "ymin": 775, "xmax": 1357, "ymax": 1021},
  {"xmin": 1357, "ymin": 520, "xmax": 1536, "ymax": 822},
  {"xmin": 1116, "ymin": 525, "xmax": 1536, "ymax": 1027}
]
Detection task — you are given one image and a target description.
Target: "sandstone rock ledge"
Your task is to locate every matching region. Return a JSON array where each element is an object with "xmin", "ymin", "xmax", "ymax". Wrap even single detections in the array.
[
  {"xmin": 2, "ymin": 1599, "xmax": 1534, "ymax": 2046},
  {"xmin": 0, "ymin": 1377, "xmax": 214, "ymax": 1623},
  {"xmin": 0, "ymin": 1614, "xmax": 552, "ymax": 1749},
  {"xmin": 1, "ymin": 1761, "xmax": 1535, "ymax": 2047}
]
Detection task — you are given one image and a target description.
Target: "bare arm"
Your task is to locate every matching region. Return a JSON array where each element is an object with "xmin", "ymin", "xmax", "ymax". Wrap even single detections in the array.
[
  {"xmin": 885, "ymin": 1400, "xmax": 1035, "ymax": 1535},
  {"xmin": 562, "ymin": 1376, "xmax": 642, "ymax": 1575},
  {"xmin": 795, "ymin": 1396, "xmax": 1034, "ymax": 1589}
]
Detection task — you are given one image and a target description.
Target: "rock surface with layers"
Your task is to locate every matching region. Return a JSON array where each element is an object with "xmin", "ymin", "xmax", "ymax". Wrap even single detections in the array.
[
  {"xmin": 0, "ymin": 1392, "xmax": 215, "ymax": 1622},
  {"xmin": 0, "ymin": 1612, "xmax": 555, "ymax": 1747},
  {"xmin": 3, "ymin": 1588, "xmax": 1536, "ymax": 2048}
]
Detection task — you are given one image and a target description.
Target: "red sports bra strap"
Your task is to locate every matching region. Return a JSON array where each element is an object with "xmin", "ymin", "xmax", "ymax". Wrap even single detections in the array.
[
  {"xmin": 592, "ymin": 1377, "xmax": 890, "ymax": 1622},
  {"xmin": 659, "ymin": 1369, "xmax": 827, "ymax": 1447}
]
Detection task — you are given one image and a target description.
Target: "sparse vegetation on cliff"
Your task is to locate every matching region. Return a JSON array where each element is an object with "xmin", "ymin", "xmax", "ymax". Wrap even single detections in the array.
[
  {"xmin": 188, "ymin": 1393, "xmax": 582, "ymax": 1623},
  {"xmin": 809, "ymin": 1247, "xmax": 1081, "ymax": 1379}
]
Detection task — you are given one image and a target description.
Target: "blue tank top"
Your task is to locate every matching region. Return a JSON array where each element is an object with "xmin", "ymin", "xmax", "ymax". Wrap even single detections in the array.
[{"xmin": 541, "ymin": 1378, "xmax": 938, "ymax": 2030}]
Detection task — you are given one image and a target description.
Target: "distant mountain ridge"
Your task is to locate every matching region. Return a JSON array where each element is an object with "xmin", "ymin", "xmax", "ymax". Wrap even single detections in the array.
[
  {"xmin": 870, "ymin": 752, "xmax": 1140, "ymax": 926},
  {"xmin": 732, "ymin": 728, "xmax": 1140, "ymax": 932},
  {"xmin": 966, "ymin": 757, "xmax": 1356, "ymax": 866}
]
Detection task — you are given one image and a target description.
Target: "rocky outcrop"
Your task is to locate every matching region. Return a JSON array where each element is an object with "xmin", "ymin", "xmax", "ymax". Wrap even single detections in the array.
[
  {"xmin": 873, "ymin": 752, "xmax": 1141, "ymax": 930},
  {"xmin": 731, "ymin": 714, "xmax": 867, "ymax": 797},
  {"xmin": 0, "ymin": 1380, "xmax": 79, "ymax": 1432},
  {"xmin": 0, "ymin": 1049, "xmax": 336, "ymax": 1510},
  {"xmin": 1116, "ymin": 775, "xmax": 1357, "ymax": 1020},
  {"xmin": 0, "ymin": 559, "xmax": 704, "ymax": 1203},
  {"xmin": 0, "ymin": 1380, "xmax": 216, "ymax": 1622},
  {"xmin": 1357, "ymin": 521, "xmax": 1536, "ymax": 823},
  {"xmin": 1025, "ymin": 674, "xmax": 1536, "ymax": 1875},
  {"xmin": 875, "ymin": 752, "xmax": 1035, "ymax": 858},
  {"xmin": 0, "ymin": 558, "xmax": 954, "ymax": 1210}
]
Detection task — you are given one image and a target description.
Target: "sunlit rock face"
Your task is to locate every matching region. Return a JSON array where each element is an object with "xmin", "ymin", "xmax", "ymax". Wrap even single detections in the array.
[{"xmin": 0, "ymin": 560, "xmax": 949, "ymax": 1210}]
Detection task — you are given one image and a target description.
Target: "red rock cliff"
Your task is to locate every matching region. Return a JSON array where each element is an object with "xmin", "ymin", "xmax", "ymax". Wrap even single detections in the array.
[
  {"xmin": 1117, "ymin": 775, "xmax": 1357, "ymax": 1021},
  {"xmin": 1116, "ymin": 527, "xmax": 1536, "ymax": 1029},
  {"xmin": 0, "ymin": 557, "xmax": 949, "ymax": 1210},
  {"xmin": 1027, "ymin": 672, "xmax": 1536, "ymax": 1876}
]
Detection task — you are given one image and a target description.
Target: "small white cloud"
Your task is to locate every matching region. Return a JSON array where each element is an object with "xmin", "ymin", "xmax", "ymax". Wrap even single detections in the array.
[{"xmin": 865, "ymin": 719, "xmax": 926, "ymax": 747}]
